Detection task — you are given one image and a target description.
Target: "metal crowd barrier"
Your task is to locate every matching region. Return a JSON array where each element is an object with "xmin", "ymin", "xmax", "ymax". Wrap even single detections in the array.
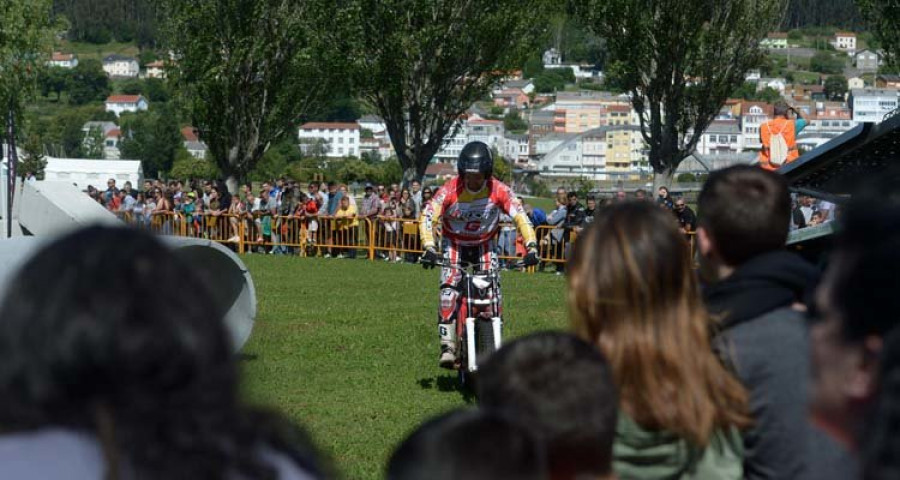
[{"xmin": 114, "ymin": 211, "xmax": 697, "ymax": 271}]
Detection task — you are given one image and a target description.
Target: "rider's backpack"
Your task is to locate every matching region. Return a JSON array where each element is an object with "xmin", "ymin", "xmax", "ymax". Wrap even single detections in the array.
[{"xmin": 768, "ymin": 122, "xmax": 790, "ymax": 167}]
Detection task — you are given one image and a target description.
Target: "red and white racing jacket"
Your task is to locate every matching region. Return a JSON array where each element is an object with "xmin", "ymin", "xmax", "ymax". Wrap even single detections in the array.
[{"xmin": 419, "ymin": 176, "xmax": 536, "ymax": 248}]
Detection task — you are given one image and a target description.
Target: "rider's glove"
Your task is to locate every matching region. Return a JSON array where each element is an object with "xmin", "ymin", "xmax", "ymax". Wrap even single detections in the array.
[
  {"xmin": 523, "ymin": 243, "xmax": 540, "ymax": 267},
  {"xmin": 421, "ymin": 247, "xmax": 439, "ymax": 269}
]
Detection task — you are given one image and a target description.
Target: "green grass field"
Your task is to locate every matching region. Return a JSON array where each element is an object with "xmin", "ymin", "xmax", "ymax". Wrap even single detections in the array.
[{"xmin": 238, "ymin": 256, "xmax": 568, "ymax": 479}]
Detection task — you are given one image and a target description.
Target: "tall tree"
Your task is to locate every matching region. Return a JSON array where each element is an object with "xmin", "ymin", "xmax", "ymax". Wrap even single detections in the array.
[
  {"xmin": 0, "ymin": 0, "xmax": 55, "ymax": 118},
  {"xmin": 857, "ymin": 0, "xmax": 900, "ymax": 68},
  {"xmin": 67, "ymin": 59, "xmax": 111, "ymax": 105},
  {"xmin": 349, "ymin": 0, "xmax": 552, "ymax": 184},
  {"xmin": 118, "ymin": 107, "xmax": 182, "ymax": 178},
  {"xmin": 574, "ymin": 0, "xmax": 786, "ymax": 181},
  {"xmin": 160, "ymin": 0, "xmax": 342, "ymax": 192}
]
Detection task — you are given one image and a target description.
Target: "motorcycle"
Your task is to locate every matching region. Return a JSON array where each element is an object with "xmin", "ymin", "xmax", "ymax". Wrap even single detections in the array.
[{"xmin": 437, "ymin": 260, "xmax": 509, "ymax": 386}]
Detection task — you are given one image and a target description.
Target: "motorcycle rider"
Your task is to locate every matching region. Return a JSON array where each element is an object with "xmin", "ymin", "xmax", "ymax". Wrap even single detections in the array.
[{"xmin": 420, "ymin": 141, "xmax": 539, "ymax": 368}]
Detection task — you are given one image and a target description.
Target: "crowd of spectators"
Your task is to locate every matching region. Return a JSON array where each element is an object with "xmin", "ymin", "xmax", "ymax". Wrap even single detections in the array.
[
  {"xmin": 90, "ymin": 177, "xmax": 436, "ymax": 259},
  {"xmin": 5, "ymin": 164, "xmax": 899, "ymax": 479}
]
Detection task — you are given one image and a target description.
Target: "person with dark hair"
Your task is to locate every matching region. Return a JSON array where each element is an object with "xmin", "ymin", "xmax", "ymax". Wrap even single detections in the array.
[
  {"xmin": 0, "ymin": 226, "xmax": 326, "ymax": 479},
  {"xmin": 673, "ymin": 197, "xmax": 696, "ymax": 233},
  {"xmin": 584, "ymin": 195, "xmax": 597, "ymax": 224},
  {"xmin": 634, "ymin": 188, "xmax": 647, "ymax": 201},
  {"xmin": 477, "ymin": 332, "xmax": 617, "ymax": 480},
  {"xmin": 863, "ymin": 330, "xmax": 900, "ymax": 480},
  {"xmin": 570, "ymin": 201, "xmax": 751, "ymax": 479},
  {"xmin": 810, "ymin": 199, "xmax": 900, "ymax": 479},
  {"xmin": 696, "ymin": 165, "xmax": 820, "ymax": 479},
  {"xmin": 759, "ymin": 102, "xmax": 807, "ymax": 171},
  {"xmin": 386, "ymin": 409, "xmax": 546, "ymax": 480},
  {"xmin": 657, "ymin": 186, "xmax": 673, "ymax": 209}
]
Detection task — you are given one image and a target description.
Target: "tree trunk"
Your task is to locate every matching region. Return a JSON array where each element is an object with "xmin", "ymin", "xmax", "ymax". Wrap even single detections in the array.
[
  {"xmin": 225, "ymin": 174, "xmax": 239, "ymax": 195},
  {"xmin": 653, "ymin": 169, "xmax": 675, "ymax": 192}
]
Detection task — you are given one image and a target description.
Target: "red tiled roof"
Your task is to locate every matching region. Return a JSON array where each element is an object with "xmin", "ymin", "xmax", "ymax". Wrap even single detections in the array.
[
  {"xmin": 299, "ymin": 122, "xmax": 359, "ymax": 130},
  {"xmin": 835, "ymin": 31, "xmax": 857, "ymax": 37},
  {"xmin": 607, "ymin": 105, "xmax": 631, "ymax": 113},
  {"xmin": 740, "ymin": 101, "xmax": 775, "ymax": 116},
  {"xmin": 468, "ymin": 118, "xmax": 502, "ymax": 125},
  {"xmin": 106, "ymin": 95, "xmax": 143, "ymax": 104},
  {"xmin": 146, "ymin": 60, "xmax": 165, "ymax": 68},
  {"xmin": 106, "ymin": 129, "xmax": 121, "ymax": 138},
  {"xmin": 181, "ymin": 126, "xmax": 199, "ymax": 141},
  {"xmin": 51, "ymin": 52, "xmax": 74, "ymax": 61},
  {"xmin": 767, "ymin": 32, "xmax": 788, "ymax": 39}
]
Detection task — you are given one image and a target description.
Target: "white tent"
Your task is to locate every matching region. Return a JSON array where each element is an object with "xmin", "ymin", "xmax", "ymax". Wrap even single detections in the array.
[{"xmin": 44, "ymin": 157, "xmax": 143, "ymax": 191}]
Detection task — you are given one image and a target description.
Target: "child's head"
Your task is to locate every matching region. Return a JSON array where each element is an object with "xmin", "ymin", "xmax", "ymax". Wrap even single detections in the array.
[
  {"xmin": 340, "ymin": 196, "xmax": 350, "ymax": 209},
  {"xmin": 403, "ymin": 207, "xmax": 413, "ymax": 217}
]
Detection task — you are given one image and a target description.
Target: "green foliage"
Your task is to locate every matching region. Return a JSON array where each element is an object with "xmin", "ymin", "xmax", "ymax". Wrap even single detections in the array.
[
  {"xmin": 574, "ymin": 0, "xmax": 785, "ymax": 175},
  {"xmin": 810, "ymin": 51, "xmax": 846, "ymax": 74},
  {"xmin": 824, "ymin": 75, "xmax": 848, "ymax": 100},
  {"xmin": 82, "ymin": 126, "xmax": 105, "ymax": 158},
  {"xmin": 117, "ymin": 106, "xmax": 181, "ymax": 178},
  {"xmin": 169, "ymin": 149, "xmax": 218, "ymax": 180},
  {"xmin": 67, "ymin": 58, "xmax": 110, "ymax": 105},
  {"xmin": 0, "ymin": 0, "xmax": 55, "ymax": 119},
  {"xmin": 525, "ymin": 177, "xmax": 552, "ymax": 197},
  {"xmin": 503, "ymin": 111, "xmax": 528, "ymax": 133},
  {"xmin": 138, "ymin": 50, "xmax": 158, "ymax": 66},
  {"xmin": 522, "ymin": 55, "xmax": 544, "ymax": 79},
  {"xmin": 490, "ymin": 105, "xmax": 505, "ymax": 115},
  {"xmin": 38, "ymin": 67, "xmax": 69, "ymax": 101},
  {"xmin": 161, "ymin": 0, "xmax": 344, "ymax": 189},
  {"xmin": 676, "ymin": 172, "xmax": 697, "ymax": 183},
  {"xmin": 858, "ymin": 0, "xmax": 900, "ymax": 67},
  {"xmin": 18, "ymin": 133, "xmax": 47, "ymax": 179},
  {"xmin": 783, "ymin": 4, "xmax": 859, "ymax": 30},
  {"xmin": 349, "ymin": 0, "xmax": 553, "ymax": 183},
  {"xmin": 533, "ymin": 67, "xmax": 575, "ymax": 93},
  {"xmin": 787, "ymin": 29, "xmax": 803, "ymax": 42},
  {"xmin": 53, "ymin": 0, "xmax": 159, "ymax": 48},
  {"xmin": 733, "ymin": 82, "xmax": 783, "ymax": 103},
  {"xmin": 570, "ymin": 177, "xmax": 595, "ymax": 198}
]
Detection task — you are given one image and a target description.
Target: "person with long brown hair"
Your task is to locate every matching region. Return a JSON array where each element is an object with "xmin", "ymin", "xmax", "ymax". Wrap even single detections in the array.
[{"xmin": 568, "ymin": 201, "xmax": 751, "ymax": 479}]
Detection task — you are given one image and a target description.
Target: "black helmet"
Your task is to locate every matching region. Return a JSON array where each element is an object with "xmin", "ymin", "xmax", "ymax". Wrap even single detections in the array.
[{"xmin": 457, "ymin": 141, "xmax": 493, "ymax": 177}]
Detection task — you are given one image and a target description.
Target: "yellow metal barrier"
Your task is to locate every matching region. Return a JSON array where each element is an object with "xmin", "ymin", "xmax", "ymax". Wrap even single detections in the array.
[{"xmin": 115, "ymin": 204, "xmax": 699, "ymax": 271}]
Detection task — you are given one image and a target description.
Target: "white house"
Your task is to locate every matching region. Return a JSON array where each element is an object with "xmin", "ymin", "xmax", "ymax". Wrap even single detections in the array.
[
  {"xmin": 145, "ymin": 60, "xmax": 166, "ymax": 79},
  {"xmin": 105, "ymin": 95, "xmax": 149, "ymax": 117},
  {"xmin": 104, "ymin": 129, "xmax": 122, "ymax": 160},
  {"xmin": 81, "ymin": 121, "xmax": 118, "ymax": 158},
  {"xmin": 47, "ymin": 52, "xmax": 78, "ymax": 69},
  {"xmin": 357, "ymin": 114, "xmax": 388, "ymax": 140},
  {"xmin": 536, "ymin": 126, "xmax": 646, "ymax": 180},
  {"xmin": 740, "ymin": 102, "xmax": 774, "ymax": 150},
  {"xmin": 543, "ymin": 48, "xmax": 562, "ymax": 66},
  {"xmin": 102, "ymin": 55, "xmax": 140, "ymax": 78},
  {"xmin": 854, "ymin": 49, "xmax": 881, "ymax": 70},
  {"xmin": 696, "ymin": 120, "xmax": 743, "ymax": 156},
  {"xmin": 745, "ymin": 69, "xmax": 762, "ymax": 82},
  {"xmin": 466, "ymin": 116, "xmax": 505, "ymax": 151},
  {"xmin": 502, "ymin": 133, "xmax": 530, "ymax": 164},
  {"xmin": 850, "ymin": 88, "xmax": 900, "ymax": 123},
  {"xmin": 757, "ymin": 77, "xmax": 787, "ymax": 93},
  {"xmin": 832, "ymin": 32, "xmax": 857, "ymax": 54},
  {"xmin": 848, "ymin": 77, "xmax": 866, "ymax": 90},
  {"xmin": 297, "ymin": 122, "xmax": 361, "ymax": 158}
]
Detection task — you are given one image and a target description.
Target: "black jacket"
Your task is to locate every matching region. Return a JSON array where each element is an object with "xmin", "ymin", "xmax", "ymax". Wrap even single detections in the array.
[
  {"xmin": 705, "ymin": 251, "xmax": 820, "ymax": 480},
  {"xmin": 562, "ymin": 202, "xmax": 586, "ymax": 231}
]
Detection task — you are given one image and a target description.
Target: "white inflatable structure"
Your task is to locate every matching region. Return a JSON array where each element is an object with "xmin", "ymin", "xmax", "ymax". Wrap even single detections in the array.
[
  {"xmin": 0, "ymin": 179, "xmax": 257, "ymax": 351},
  {"xmin": 43, "ymin": 157, "xmax": 143, "ymax": 191}
]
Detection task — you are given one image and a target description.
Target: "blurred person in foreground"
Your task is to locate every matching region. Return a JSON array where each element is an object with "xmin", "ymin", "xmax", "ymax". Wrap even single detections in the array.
[
  {"xmin": 810, "ymin": 198, "xmax": 900, "ymax": 479},
  {"xmin": 569, "ymin": 201, "xmax": 750, "ymax": 479},
  {"xmin": 697, "ymin": 165, "xmax": 820, "ymax": 480},
  {"xmin": 386, "ymin": 409, "xmax": 545, "ymax": 480},
  {"xmin": 478, "ymin": 331, "xmax": 618, "ymax": 480},
  {"xmin": 0, "ymin": 226, "xmax": 327, "ymax": 479}
]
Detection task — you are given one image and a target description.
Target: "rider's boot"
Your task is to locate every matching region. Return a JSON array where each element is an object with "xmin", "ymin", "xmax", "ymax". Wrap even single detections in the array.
[{"xmin": 439, "ymin": 322, "xmax": 457, "ymax": 369}]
